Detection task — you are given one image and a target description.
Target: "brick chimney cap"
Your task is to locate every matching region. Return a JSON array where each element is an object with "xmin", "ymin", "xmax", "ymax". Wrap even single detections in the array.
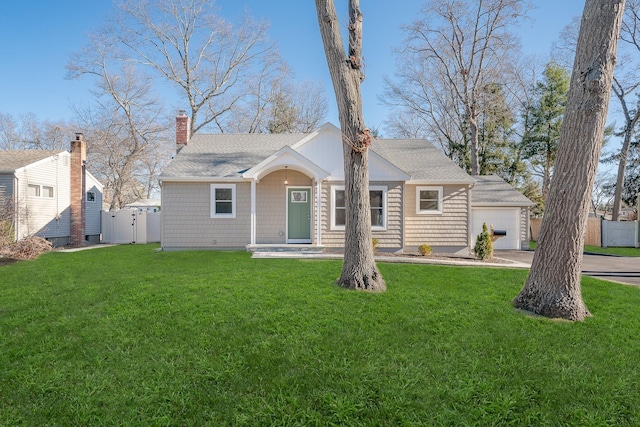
[
  {"xmin": 75, "ymin": 132, "xmax": 84, "ymax": 141},
  {"xmin": 178, "ymin": 110, "xmax": 187, "ymax": 116}
]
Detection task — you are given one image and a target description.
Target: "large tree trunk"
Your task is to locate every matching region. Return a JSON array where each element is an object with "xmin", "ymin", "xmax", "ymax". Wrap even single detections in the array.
[
  {"xmin": 315, "ymin": 0, "xmax": 385, "ymax": 291},
  {"xmin": 513, "ymin": 0, "xmax": 625, "ymax": 321}
]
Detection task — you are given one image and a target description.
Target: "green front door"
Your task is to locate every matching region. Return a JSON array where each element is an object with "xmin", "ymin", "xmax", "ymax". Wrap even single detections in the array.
[{"xmin": 287, "ymin": 188, "xmax": 311, "ymax": 243}]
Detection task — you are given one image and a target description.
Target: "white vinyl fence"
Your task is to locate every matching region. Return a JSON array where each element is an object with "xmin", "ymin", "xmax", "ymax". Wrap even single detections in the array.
[
  {"xmin": 602, "ymin": 220, "xmax": 639, "ymax": 248},
  {"xmin": 101, "ymin": 210, "xmax": 161, "ymax": 244}
]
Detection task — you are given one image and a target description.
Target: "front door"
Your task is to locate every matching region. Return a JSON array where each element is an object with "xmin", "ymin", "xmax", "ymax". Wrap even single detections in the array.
[{"xmin": 287, "ymin": 188, "xmax": 312, "ymax": 243}]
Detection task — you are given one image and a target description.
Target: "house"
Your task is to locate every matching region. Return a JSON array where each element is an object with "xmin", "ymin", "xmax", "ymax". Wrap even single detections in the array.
[
  {"xmin": 159, "ymin": 115, "xmax": 533, "ymax": 253},
  {"xmin": 0, "ymin": 133, "xmax": 103, "ymax": 246},
  {"xmin": 124, "ymin": 198, "xmax": 161, "ymax": 212}
]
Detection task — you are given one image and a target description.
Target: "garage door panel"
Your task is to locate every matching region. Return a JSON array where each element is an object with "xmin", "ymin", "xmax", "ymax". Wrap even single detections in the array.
[{"xmin": 472, "ymin": 208, "xmax": 519, "ymax": 250}]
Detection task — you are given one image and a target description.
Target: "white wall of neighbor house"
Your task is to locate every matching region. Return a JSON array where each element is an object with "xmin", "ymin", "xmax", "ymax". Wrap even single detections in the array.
[
  {"xmin": 256, "ymin": 169, "xmax": 314, "ymax": 244},
  {"xmin": 16, "ymin": 153, "xmax": 71, "ymax": 242},
  {"xmin": 404, "ymin": 184, "xmax": 470, "ymax": 253},
  {"xmin": 161, "ymin": 181, "xmax": 251, "ymax": 249}
]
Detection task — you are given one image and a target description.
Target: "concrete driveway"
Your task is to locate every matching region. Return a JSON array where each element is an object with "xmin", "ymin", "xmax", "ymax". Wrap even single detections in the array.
[{"xmin": 494, "ymin": 250, "xmax": 640, "ymax": 287}]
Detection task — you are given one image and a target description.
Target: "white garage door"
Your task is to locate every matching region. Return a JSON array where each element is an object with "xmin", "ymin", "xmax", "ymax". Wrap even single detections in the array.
[{"xmin": 472, "ymin": 208, "xmax": 520, "ymax": 250}]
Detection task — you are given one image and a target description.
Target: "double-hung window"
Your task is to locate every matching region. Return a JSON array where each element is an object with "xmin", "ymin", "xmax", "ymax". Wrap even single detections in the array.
[
  {"xmin": 210, "ymin": 184, "xmax": 236, "ymax": 218},
  {"xmin": 416, "ymin": 186, "xmax": 443, "ymax": 214},
  {"xmin": 332, "ymin": 185, "xmax": 387, "ymax": 230}
]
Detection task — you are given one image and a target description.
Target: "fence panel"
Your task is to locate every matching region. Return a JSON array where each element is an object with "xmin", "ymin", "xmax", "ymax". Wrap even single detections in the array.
[
  {"xmin": 101, "ymin": 210, "xmax": 161, "ymax": 244},
  {"xmin": 602, "ymin": 220, "xmax": 638, "ymax": 248},
  {"xmin": 530, "ymin": 217, "xmax": 601, "ymax": 247}
]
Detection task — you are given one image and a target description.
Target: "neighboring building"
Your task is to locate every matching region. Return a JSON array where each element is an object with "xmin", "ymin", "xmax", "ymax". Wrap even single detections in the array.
[
  {"xmin": 160, "ymin": 115, "xmax": 533, "ymax": 253},
  {"xmin": 0, "ymin": 134, "xmax": 103, "ymax": 246},
  {"xmin": 124, "ymin": 198, "xmax": 161, "ymax": 212}
]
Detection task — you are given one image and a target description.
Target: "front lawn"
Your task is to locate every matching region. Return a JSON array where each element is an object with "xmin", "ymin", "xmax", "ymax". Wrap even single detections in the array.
[{"xmin": 1, "ymin": 245, "xmax": 640, "ymax": 425}]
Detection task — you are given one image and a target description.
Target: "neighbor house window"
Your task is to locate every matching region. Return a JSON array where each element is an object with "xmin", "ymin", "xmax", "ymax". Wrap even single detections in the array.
[
  {"xmin": 42, "ymin": 186, "xmax": 54, "ymax": 198},
  {"xmin": 416, "ymin": 186, "xmax": 443, "ymax": 214},
  {"xmin": 331, "ymin": 186, "xmax": 387, "ymax": 230},
  {"xmin": 28, "ymin": 184, "xmax": 40, "ymax": 197},
  {"xmin": 87, "ymin": 191, "xmax": 96, "ymax": 203},
  {"xmin": 210, "ymin": 184, "xmax": 236, "ymax": 218},
  {"xmin": 27, "ymin": 184, "xmax": 54, "ymax": 198}
]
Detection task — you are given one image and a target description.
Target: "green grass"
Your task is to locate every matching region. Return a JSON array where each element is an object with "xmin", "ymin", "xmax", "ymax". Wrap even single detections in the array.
[
  {"xmin": 2, "ymin": 245, "xmax": 640, "ymax": 425},
  {"xmin": 530, "ymin": 240, "xmax": 640, "ymax": 257}
]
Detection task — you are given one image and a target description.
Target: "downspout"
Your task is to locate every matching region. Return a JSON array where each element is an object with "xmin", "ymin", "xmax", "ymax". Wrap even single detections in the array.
[
  {"xmin": 467, "ymin": 183, "xmax": 474, "ymax": 254},
  {"xmin": 13, "ymin": 174, "xmax": 19, "ymax": 241}
]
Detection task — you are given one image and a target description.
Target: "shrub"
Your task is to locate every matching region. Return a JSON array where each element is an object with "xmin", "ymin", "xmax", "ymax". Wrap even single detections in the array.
[
  {"xmin": 372, "ymin": 238, "xmax": 379, "ymax": 252},
  {"xmin": 0, "ymin": 236, "xmax": 53, "ymax": 260},
  {"xmin": 418, "ymin": 244, "xmax": 432, "ymax": 256},
  {"xmin": 474, "ymin": 223, "xmax": 493, "ymax": 260}
]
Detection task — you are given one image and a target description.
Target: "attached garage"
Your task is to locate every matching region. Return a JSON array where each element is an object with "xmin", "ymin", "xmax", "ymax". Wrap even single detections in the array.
[
  {"xmin": 472, "ymin": 207, "xmax": 521, "ymax": 250},
  {"xmin": 471, "ymin": 175, "xmax": 535, "ymax": 250}
]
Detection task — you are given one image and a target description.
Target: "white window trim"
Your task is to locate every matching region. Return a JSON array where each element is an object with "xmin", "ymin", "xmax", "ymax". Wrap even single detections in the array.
[
  {"xmin": 416, "ymin": 186, "xmax": 443, "ymax": 215},
  {"xmin": 27, "ymin": 184, "xmax": 54, "ymax": 199},
  {"xmin": 330, "ymin": 185, "xmax": 388, "ymax": 231},
  {"xmin": 210, "ymin": 184, "xmax": 236, "ymax": 218}
]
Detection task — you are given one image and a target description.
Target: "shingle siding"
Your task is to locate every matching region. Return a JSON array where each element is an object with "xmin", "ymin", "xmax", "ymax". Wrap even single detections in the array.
[
  {"xmin": 404, "ymin": 184, "xmax": 469, "ymax": 249},
  {"xmin": 256, "ymin": 170, "xmax": 313, "ymax": 244},
  {"xmin": 321, "ymin": 181, "xmax": 403, "ymax": 251},
  {"xmin": 162, "ymin": 181, "xmax": 251, "ymax": 249}
]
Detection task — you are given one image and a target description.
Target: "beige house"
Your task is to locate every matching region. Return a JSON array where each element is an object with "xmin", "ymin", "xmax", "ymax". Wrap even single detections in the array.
[{"xmin": 159, "ymin": 116, "xmax": 532, "ymax": 253}]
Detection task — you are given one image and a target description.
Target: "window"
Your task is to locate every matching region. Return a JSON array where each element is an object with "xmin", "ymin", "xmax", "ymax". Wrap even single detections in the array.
[
  {"xmin": 87, "ymin": 191, "xmax": 96, "ymax": 203},
  {"xmin": 28, "ymin": 184, "xmax": 40, "ymax": 197},
  {"xmin": 331, "ymin": 186, "xmax": 387, "ymax": 230},
  {"xmin": 27, "ymin": 184, "xmax": 54, "ymax": 198},
  {"xmin": 210, "ymin": 184, "xmax": 236, "ymax": 218},
  {"xmin": 42, "ymin": 186, "xmax": 54, "ymax": 198},
  {"xmin": 416, "ymin": 186, "xmax": 443, "ymax": 214}
]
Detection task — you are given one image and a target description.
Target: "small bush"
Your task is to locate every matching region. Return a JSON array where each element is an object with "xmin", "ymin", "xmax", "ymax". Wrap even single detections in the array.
[
  {"xmin": 0, "ymin": 220, "xmax": 14, "ymax": 248},
  {"xmin": 474, "ymin": 223, "xmax": 493, "ymax": 260},
  {"xmin": 418, "ymin": 244, "xmax": 432, "ymax": 256},
  {"xmin": 0, "ymin": 236, "xmax": 53, "ymax": 260},
  {"xmin": 372, "ymin": 238, "xmax": 379, "ymax": 252}
]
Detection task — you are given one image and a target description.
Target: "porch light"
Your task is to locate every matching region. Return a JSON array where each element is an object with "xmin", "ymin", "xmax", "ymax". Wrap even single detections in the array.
[{"xmin": 284, "ymin": 166, "xmax": 288, "ymax": 185}]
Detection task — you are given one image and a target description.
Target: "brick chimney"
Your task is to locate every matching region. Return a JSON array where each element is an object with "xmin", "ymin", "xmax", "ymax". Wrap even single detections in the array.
[
  {"xmin": 176, "ymin": 110, "xmax": 190, "ymax": 152},
  {"xmin": 70, "ymin": 133, "xmax": 86, "ymax": 246}
]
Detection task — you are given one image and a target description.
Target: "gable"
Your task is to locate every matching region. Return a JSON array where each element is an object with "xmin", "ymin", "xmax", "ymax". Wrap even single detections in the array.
[{"xmin": 293, "ymin": 123, "xmax": 410, "ymax": 181}]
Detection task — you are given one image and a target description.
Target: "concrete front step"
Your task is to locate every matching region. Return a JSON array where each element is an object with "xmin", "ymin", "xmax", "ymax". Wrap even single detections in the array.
[{"xmin": 246, "ymin": 244, "xmax": 325, "ymax": 253}]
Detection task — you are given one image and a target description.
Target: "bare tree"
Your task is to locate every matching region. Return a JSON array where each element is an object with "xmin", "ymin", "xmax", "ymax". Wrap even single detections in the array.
[
  {"xmin": 384, "ymin": 0, "xmax": 529, "ymax": 175},
  {"xmin": 107, "ymin": 0, "xmax": 280, "ymax": 135},
  {"xmin": 0, "ymin": 113, "xmax": 73, "ymax": 151},
  {"xmin": 611, "ymin": 0, "xmax": 640, "ymax": 220},
  {"xmin": 315, "ymin": 0, "xmax": 385, "ymax": 291},
  {"xmin": 513, "ymin": 0, "xmax": 625, "ymax": 321},
  {"xmin": 68, "ymin": 31, "xmax": 172, "ymax": 210}
]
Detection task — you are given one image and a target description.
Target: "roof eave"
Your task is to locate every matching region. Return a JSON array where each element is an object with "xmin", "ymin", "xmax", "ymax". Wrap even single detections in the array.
[{"xmin": 159, "ymin": 176, "xmax": 245, "ymax": 183}]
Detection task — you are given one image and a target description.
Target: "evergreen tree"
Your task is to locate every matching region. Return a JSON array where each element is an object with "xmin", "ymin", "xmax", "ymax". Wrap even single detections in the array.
[{"xmin": 522, "ymin": 62, "xmax": 570, "ymax": 203}]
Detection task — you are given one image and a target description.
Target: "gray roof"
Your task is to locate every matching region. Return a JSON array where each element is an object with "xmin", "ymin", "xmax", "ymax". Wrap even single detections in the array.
[
  {"xmin": 371, "ymin": 139, "xmax": 474, "ymax": 183},
  {"xmin": 472, "ymin": 175, "xmax": 535, "ymax": 207},
  {"xmin": 161, "ymin": 131, "xmax": 474, "ymax": 184},
  {"xmin": 0, "ymin": 150, "xmax": 65, "ymax": 173},
  {"xmin": 161, "ymin": 133, "xmax": 305, "ymax": 178}
]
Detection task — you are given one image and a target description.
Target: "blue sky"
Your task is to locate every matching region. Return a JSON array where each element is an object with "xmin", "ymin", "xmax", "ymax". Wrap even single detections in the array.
[{"xmin": 0, "ymin": 0, "xmax": 585, "ymax": 130}]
